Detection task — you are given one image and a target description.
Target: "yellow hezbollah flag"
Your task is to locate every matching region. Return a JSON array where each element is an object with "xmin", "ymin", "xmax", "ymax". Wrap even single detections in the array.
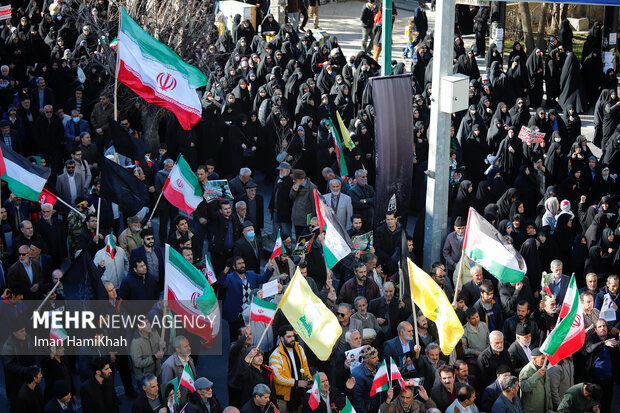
[
  {"xmin": 280, "ymin": 268, "xmax": 342, "ymax": 360},
  {"xmin": 407, "ymin": 258, "xmax": 464, "ymax": 355},
  {"xmin": 336, "ymin": 111, "xmax": 355, "ymax": 151}
]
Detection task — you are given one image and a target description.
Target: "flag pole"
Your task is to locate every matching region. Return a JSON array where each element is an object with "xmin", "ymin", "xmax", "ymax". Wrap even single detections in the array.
[
  {"xmin": 113, "ymin": 9, "xmax": 121, "ymax": 122},
  {"xmin": 160, "ymin": 305, "xmax": 169, "ymax": 347},
  {"xmin": 30, "ymin": 279, "xmax": 61, "ymax": 319},
  {"xmin": 452, "ymin": 250, "xmax": 465, "ymax": 306},
  {"xmin": 255, "ymin": 266, "xmax": 300, "ymax": 349},
  {"xmin": 148, "ymin": 191, "xmax": 164, "ymax": 223},
  {"xmin": 54, "ymin": 196, "xmax": 85, "ymax": 217},
  {"xmin": 96, "ymin": 197, "xmax": 101, "ymax": 236},
  {"xmin": 406, "ymin": 259, "xmax": 419, "ymax": 347}
]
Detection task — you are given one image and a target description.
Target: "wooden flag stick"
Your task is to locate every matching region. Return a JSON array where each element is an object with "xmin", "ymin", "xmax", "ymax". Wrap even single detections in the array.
[
  {"xmin": 31, "ymin": 279, "xmax": 61, "ymax": 319},
  {"xmin": 96, "ymin": 197, "xmax": 101, "ymax": 236},
  {"xmin": 148, "ymin": 191, "xmax": 164, "ymax": 223}
]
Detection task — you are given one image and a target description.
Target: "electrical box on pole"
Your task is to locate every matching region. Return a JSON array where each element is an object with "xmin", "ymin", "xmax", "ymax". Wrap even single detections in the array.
[{"xmin": 440, "ymin": 74, "xmax": 470, "ymax": 113}]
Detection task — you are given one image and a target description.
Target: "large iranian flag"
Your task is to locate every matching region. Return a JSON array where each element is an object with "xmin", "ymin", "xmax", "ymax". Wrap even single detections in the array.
[
  {"xmin": 162, "ymin": 154, "xmax": 203, "ymax": 215},
  {"xmin": 164, "ymin": 245, "xmax": 220, "ymax": 346},
  {"xmin": 313, "ymin": 189, "xmax": 353, "ymax": 268},
  {"xmin": 117, "ymin": 7, "xmax": 207, "ymax": 130},
  {"xmin": 541, "ymin": 276, "xmax": 585, "ymax": 365},
  {"xmin": 463, "ymin": 207, "xmax": 527, "ymax": 283},
  {"xmin": 0, "ymin": 141, "xmax": 49, "ymax": 201}
]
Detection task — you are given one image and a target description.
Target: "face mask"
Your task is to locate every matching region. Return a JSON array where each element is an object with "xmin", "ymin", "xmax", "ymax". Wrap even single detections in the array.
[
  {"xmin": 246, "ymin": 231, "xmax": 255, "ymax": 240},
  {"xmin": 554, "ymin": 137, "xmax": 561, "ymax": 143},
  {"xmin": 73, "ymin": 117, "xmax": 80, "ymax": 122}
]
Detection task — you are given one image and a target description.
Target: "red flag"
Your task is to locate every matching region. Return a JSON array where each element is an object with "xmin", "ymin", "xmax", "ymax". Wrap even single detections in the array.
[
  {"xmin": 0, "ymin": 144, "xmax": 5, "ymax": 177},
  {"xmin": 38, "ymin": 188, "xmax": 57, "ymax": 206}
]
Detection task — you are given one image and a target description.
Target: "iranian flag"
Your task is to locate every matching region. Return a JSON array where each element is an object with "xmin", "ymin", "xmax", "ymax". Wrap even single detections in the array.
[
  {"xmin": 179, "ymin": 363, "xmax": 195, "ymax": 391},
  {"xmin": 313, "ymin": 189, "xmax": 353, "ymax": 269},
  {"xmin": 328, "ymin": 118, "xmax": 349, "ymax": 179},
  {"xmin": 50, "ymin": 324, "xmax": 68, "ymax": 344},
  {"xmin": 117, "ymin": 7, "xmax": 207, "ymax": 130},
  {"xmin": 270, "ymin": 230, "xmax": 283, "ymax": 260},
  {"xmin": 308, "ymin": 373, "xmax": 321, "ymax": 410},
  {"xmin": 463, "ymin": 207, "xmax": 527, "ymax": 283},
  {"xmin": 162, "ymin": 154, "xmax": 203, "ymax": 215},
  {"xmin": 164, "ymin": 245, "xmax": 221, "ymax": 346},
  {"xmin": 250, "ymin": 296, "xmax": 277, "ymax": 324},
  {"xmin": 0, "ymin": 141, "xmax": 50, "ymax": 201},
  {"xmin": 370, "ymin": 360, "xmax": 389, "ymax": 396},
  {"xmin": 541, "ymin": 276, "xmax": 585, "ymax": 365},
  {"xmin": 106, "ymin": 232, "xmax": 116, "ymax": 259},
  {"xmin": 342, "ymin": 397, "xmax": 356, "ymax": 413},
  {"xmin": 204, "ymin": 254, "xmax": 217, "ymax": 285}
]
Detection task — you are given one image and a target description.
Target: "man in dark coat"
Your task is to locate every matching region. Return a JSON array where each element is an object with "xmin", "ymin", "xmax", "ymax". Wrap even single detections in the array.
[
  {"xmin": 373, "ymin": 212, "xmax": 402, "ymax": 277},
  {"xmin": 129, "ymin": 228, "xmax": 165, "ymax": 292},
  {"xmin": 77, "ymin": 214, "xmax": 105, "ymax": 257},
  {"xmin": 210, "ymin": 201, "xmax": 242, "ymax": 275},
  {"xmin": 240, "ymin": 383, "xmax": 272, "ymax": 413},
  {"xmin": 269, "ymin": 162, "xmax": 294, "ymax": 239},
  {"xmin": 44, "ymin": 380, "xmax": 72, "ymax": 413},
  {"xmin": 80, "ymin": 357, "xmax": 120, "ymax": 413},
  {"xmin": 476, "ymin": 330, "xmax": 513, "ymax": 389},
  {"xmin": 234, "ymin": 222, "xmax": 262, "ymax": 273},
  {"xmin": 132, "ymin": 374, "xmax": 167, "ymax": 413},
  {"xmin": 34, "ymin": 203, "xmax": 67, "ymax": 268},
  {"xmin": 7, "ymin": 245, "xmax": 43, "ymax": 300},
  {"xmin": 507, "ymin": 323, "xmax": 533, "ymax": 376},
  {"xmin": 472, "ymin": 6, "xmax": 489, "ymax": 57}
]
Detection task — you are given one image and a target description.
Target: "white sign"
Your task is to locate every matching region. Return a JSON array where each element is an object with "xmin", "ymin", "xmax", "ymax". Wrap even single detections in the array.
[
  {"xmin": 601, "ymin": 293, "xmax": 617, "ymax": 322},
  {"xmin": 261, "ymin": 280, "xmax": 279, "ymax": 299},
  {"xmin": 345, "ymin": 346, "xmax": 365, "ymax": 371}
]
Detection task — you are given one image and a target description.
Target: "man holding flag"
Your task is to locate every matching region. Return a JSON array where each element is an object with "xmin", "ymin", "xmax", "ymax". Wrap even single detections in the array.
[
  {"xmin": 304, "ymin": 372, "xmax": 356, "ymax": 413},
  {"xmin": 161, "ymin": 335, "xmax": 196, "ymax": 407},
  {"xmin": 351, "ymin": 346, "xmax": 380, "ymax": 413},
  {"xmin": 380, "ymin": 384, "xmax": 436, "ymax": 413}
]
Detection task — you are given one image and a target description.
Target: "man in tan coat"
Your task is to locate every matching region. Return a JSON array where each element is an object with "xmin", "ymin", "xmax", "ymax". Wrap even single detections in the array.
[{"xmin": 118, "ymin": 215, "xmax": 143, "ymax": 255}]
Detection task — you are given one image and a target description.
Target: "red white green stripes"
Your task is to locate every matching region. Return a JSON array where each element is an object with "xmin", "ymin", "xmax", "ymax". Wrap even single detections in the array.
[
  {"xmin": 179, "ymin": 363, "xmax": 195, "ymax": 391},
  {"xmin": 250, "ymin": 296, "xmax": 277, "ymax": 324},
  {"xmin": 270, "ymin": 230, "xmax": 283, "ymax": 260},
  {"xmin": 541, "ymin": 276, "xmax": 585, "ymax": 365},
  {"xmin": 313, "ymin": 189, "xmax": 352, "ymax": 269},
  {"xmin": 369, "ymin": 358, "xmax": 403, "ymax": 396},
  {"xmin": 106, "ymin": 232, "xmax": 116, "ymax": 259},
  {"xmin": 162, "ymin": 154, "xmax": 203, "ymax": 215},
  {"xmin": 308, "ymin": 372, "xmax": 321, "ymax": 410},
  {"xmin": 164, "ymin": 245, "xmax": 220, "ymax": 346},
  {"xmin": 117, "ymin": 7, "xmax": 206, "ymax": 130}
]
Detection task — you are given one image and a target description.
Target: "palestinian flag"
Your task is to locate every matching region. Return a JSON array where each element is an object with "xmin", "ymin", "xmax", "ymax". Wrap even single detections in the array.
[
  {"xmin": 162, "ymin": 154, "xmax": 203, "ymax": 215},
  {"xmin": 106, "ymin": 232, "xmax": 116, "ymax": 259},
  {"xmin": 204, "ymin": 254, "xmax": 217, "ymax": 285},
  {"xmin": 117, "ymin": 7, "xmax": 207, "ymax": 130},
  {"xmin": 541, "ymin": 276, "xmax": 585, "ymax": 365},
  {"xmin": 336, "ymin": 111, "xmax": 355, "ymax": 151},
  {"xmin": 328, "ymin": 118, "xmax": 349, "ymax": 179},
  {"xmin": 342, "ymin": 397, "xmax": 356, "ymax": 413},
  {"xmin": 463, "ymin": 207, "xmax": 527, "ymax": 283},
  {"xmin": 313, "ymin": 189, "xmax": 353, "ymax": 269},
  {"xmin": 270, "ymin": 230, "xmax": 284, "ymax": 260},
  {"xmin": 179, "ymin": 363, "xmax": 195, "ymax": 391},
  {"xmin": 250, "ymin": 296, "xmax": 277, "ymax": 324},
  {"xmin": 308, "ymin": 373, "xmax": 321, "ymax": 410},
  {"xmin": 0, "ymin": 144, "xmax": 5, "ymax": 176},
  {"xmin": 0, "ymin": 141, "xmax": 50, "ymax": 201},
  {"xmin": 370, "ymin": 360, "xmax": 390, "ymax": 396},
  {"xmin": 38, "ymin": 188, "xmax": 57, "ymax": 206},
  {"xmin": 164, "ymin": 245, "xmax": 221, "ymax": 346}
]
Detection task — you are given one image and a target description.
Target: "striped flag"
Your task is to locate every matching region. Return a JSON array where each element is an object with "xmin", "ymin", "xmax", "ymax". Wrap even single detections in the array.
[
  {"xmin": 105, "ymin": 232, "xmax": 116, "ymax": 259},
  {"xmin": 342, "ymin": 397, "xmax": 356, "ymax": 413},
  {"xmin": 250, "ymin": 296, "xmax": 277, "ymax": 324},
  {"xmin": 313, "ymin": 189, "xmax": 353, "ymax": 269},
  {"xmin": 0, "ymin": 141, "xmax": 50, "ymax": 201},
  {"xmin": 117, "ymin": 7, "xmax": 206, "ymax": 129},
  {"xmin": 270, "ymin": 230, "xmax": 283, "ymax": 260},
  {"xmin": 164, "ymin": 245, "xmax": 220, "ymax": 345},
  {"xmin": 308, "ymin": 372, "xmax": 321, "ymax": 410},
  {"xmin": 179, "ymin": 363, "xmax": 195, "ymax": 391},
  {"xmin": 541, "ymin": 276, "xmax": 585, "ymax": 365},
  {"xmin": 204, "ymin": 254, "xmax": 217, "ymax": 285},
  {"xmin": 463, "ymin": 207, "xmax": 527, "ymax": 283},
  {"xmin": 162, "ymin": 154, "xmax": 203, "ymax": 215}
]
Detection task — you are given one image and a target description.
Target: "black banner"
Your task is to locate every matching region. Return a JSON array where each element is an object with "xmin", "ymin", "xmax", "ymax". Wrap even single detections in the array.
[{"xmin": 371, "ymin": 74, "xmax": 415, "ymax": 227}]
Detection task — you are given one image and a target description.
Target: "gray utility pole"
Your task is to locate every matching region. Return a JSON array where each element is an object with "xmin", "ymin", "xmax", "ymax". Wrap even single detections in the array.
[{"xmin": 423, "ymin": 0, "xmax": 456, "ymax": 270}]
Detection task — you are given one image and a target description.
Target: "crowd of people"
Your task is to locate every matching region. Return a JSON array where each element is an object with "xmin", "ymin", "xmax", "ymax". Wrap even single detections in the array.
[{"xmin": 0, "ymin": 0, "xmax": 618, "ymax": 412}]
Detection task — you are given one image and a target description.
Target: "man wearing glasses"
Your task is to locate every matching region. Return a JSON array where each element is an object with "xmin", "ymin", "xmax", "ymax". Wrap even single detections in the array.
[
  {"xmin": 129, "ymin": 228, "xmax": 164, "ymax": 291},
  {"xmin": 7, "ymin": 244, "xmax": 42, "ymax": 300},
  {"xmin": 56, "ymin": 159, "xmax": 86, "ymax": 210}
]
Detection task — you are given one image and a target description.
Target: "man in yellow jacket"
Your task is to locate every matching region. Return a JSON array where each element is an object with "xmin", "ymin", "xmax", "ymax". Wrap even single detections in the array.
[{"xmin": 269, "ymin": 324, "xmax": 311, "ymax": 413}]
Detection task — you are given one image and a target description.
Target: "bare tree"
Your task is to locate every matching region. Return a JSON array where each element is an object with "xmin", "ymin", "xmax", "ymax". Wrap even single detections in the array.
[
  {"xmin": 517, "ymin": 2, "xmax": 535, "ymax": 52},
  {"xmin": 535, "ymin": 3, "xmax": 549, "ymax": 51}
]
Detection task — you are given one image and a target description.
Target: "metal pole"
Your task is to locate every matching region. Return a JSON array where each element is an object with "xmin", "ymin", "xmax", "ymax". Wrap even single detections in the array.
[
  {"xmin": 380, "ymin": 0, "xmax": 393, "ymax": 75},
  {"xmin": 423, "ymin": 0, "xmax": 455, "ymax": 270}
]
